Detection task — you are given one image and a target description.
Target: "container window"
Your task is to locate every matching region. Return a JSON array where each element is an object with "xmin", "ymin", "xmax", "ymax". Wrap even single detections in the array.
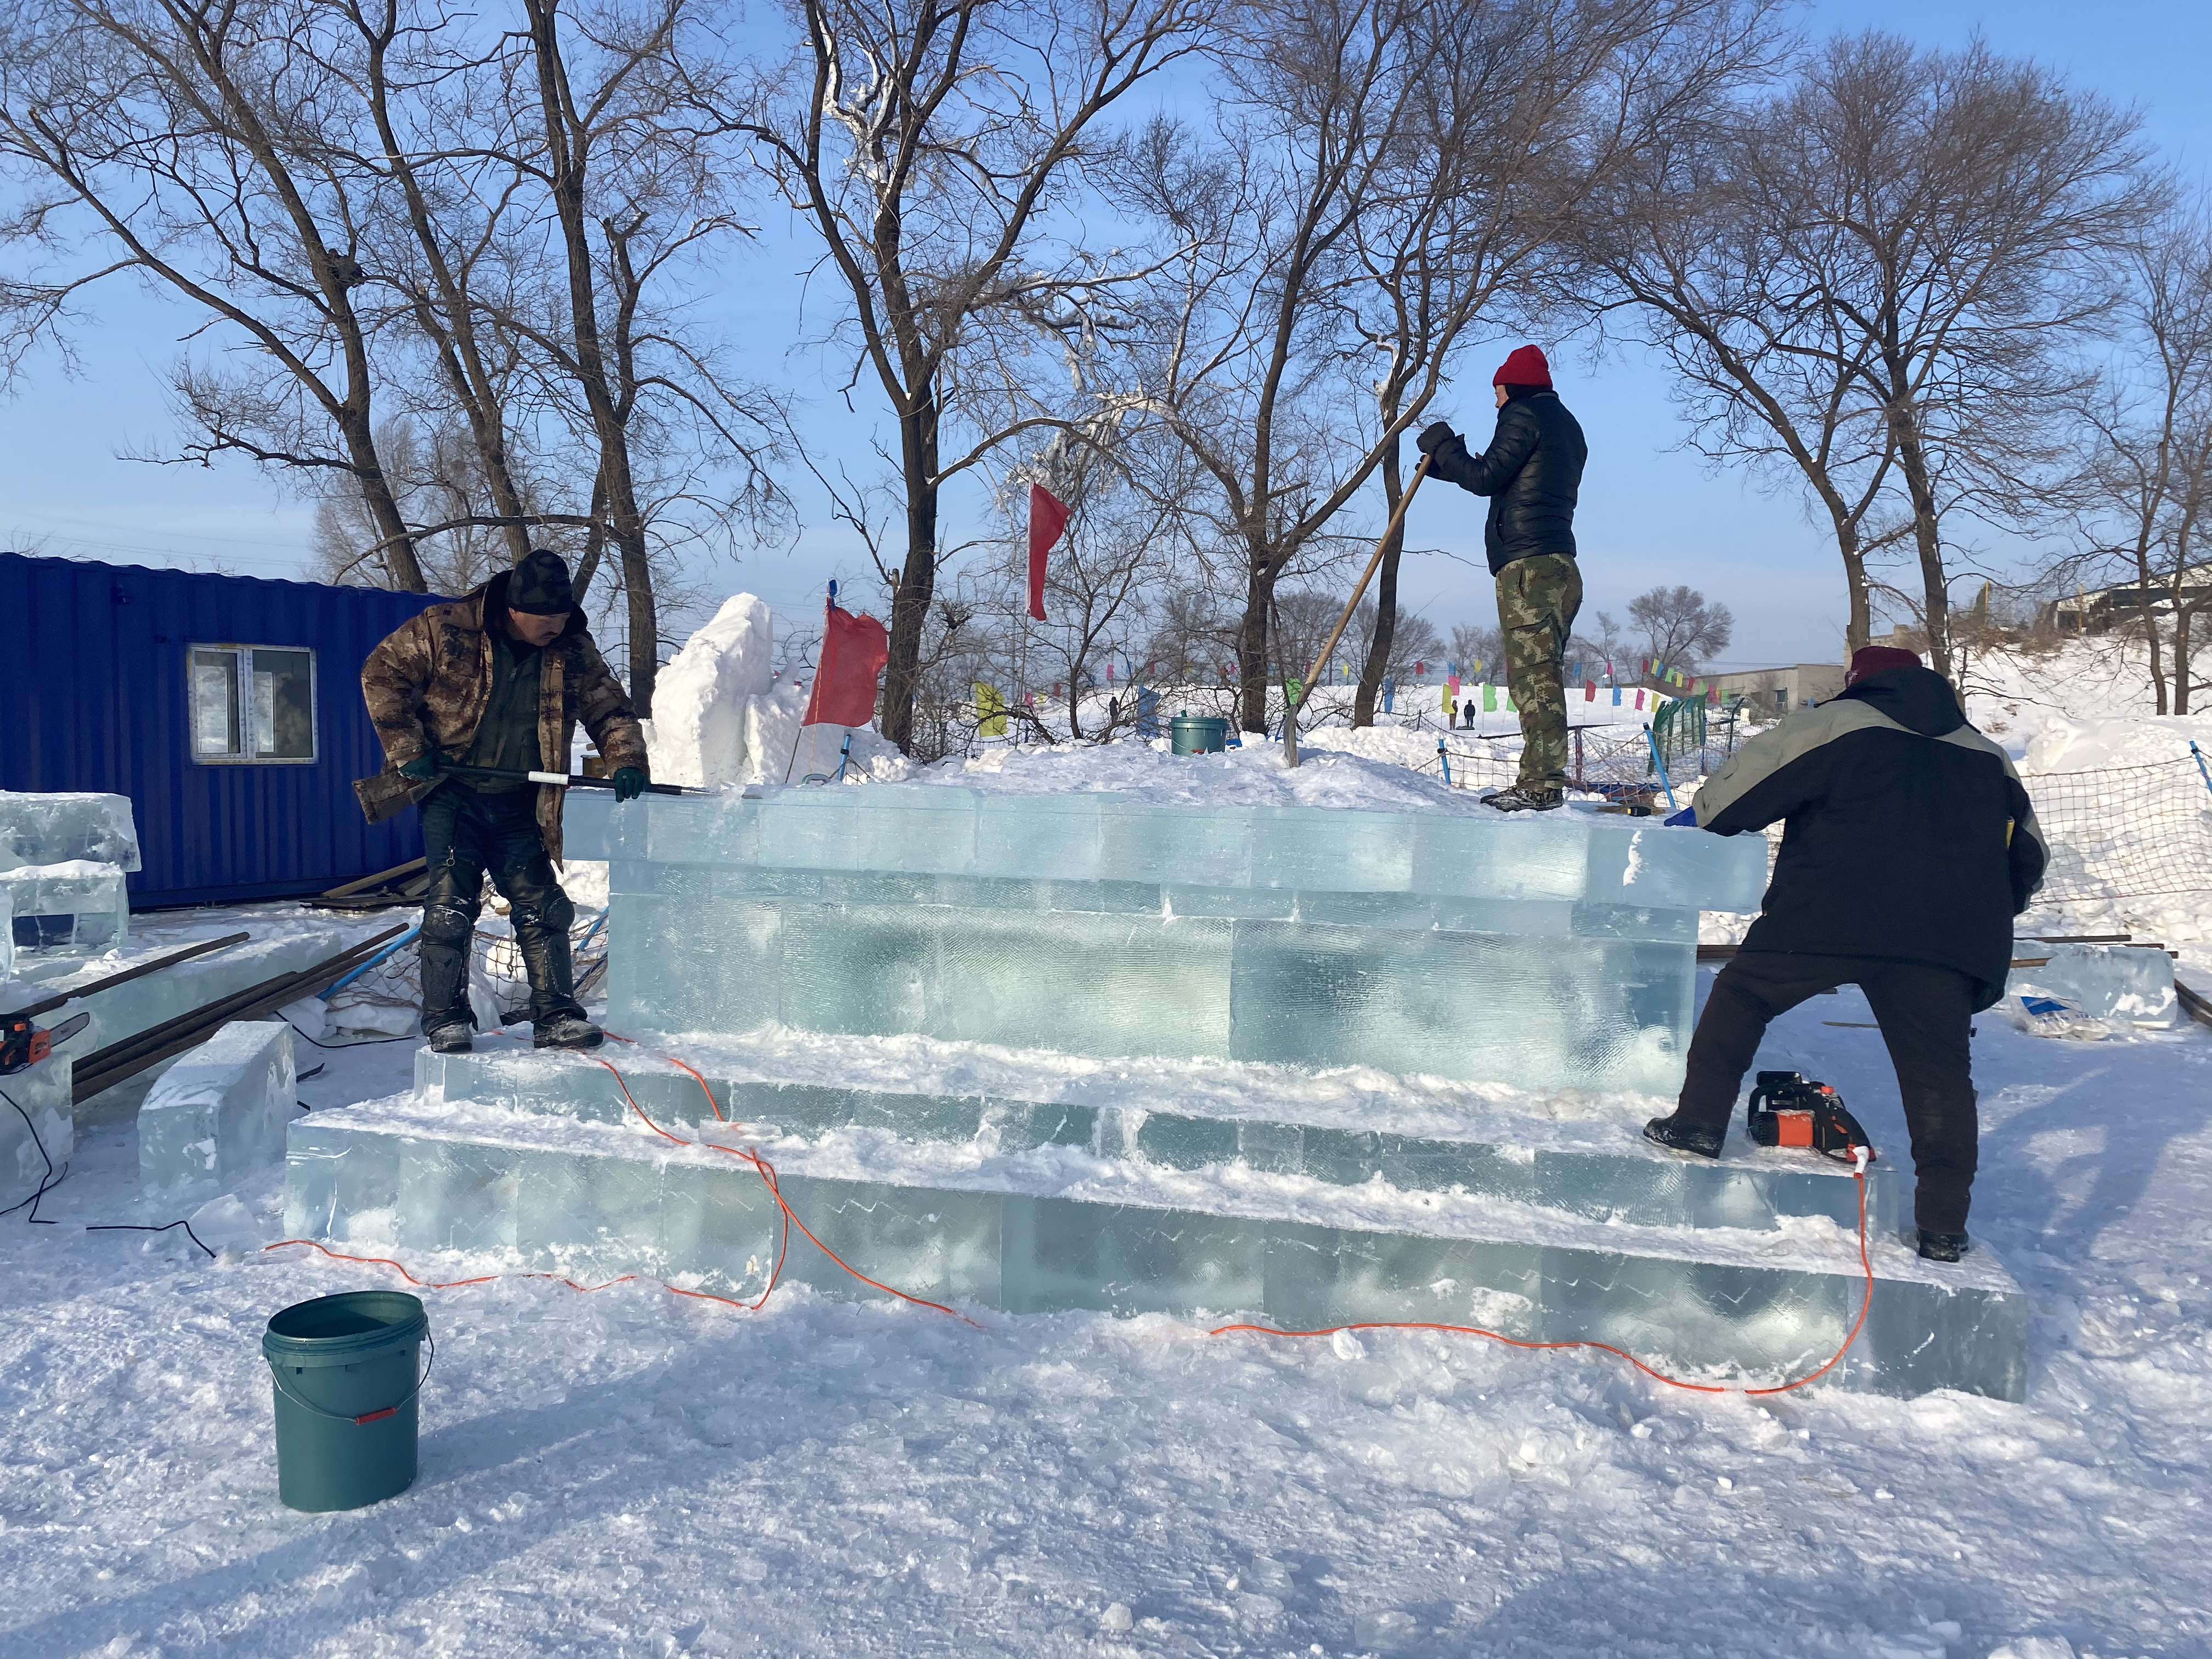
[{"xmin": 189, "ymin": 645, "xmax": 318, "ymax": 763}]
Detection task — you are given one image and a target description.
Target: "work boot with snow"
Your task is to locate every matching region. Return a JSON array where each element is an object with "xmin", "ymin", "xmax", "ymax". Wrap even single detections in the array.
[
  {"xmin": 1482, "ymin": 785, "xmax": 1565, "ymax": 812},
  {"xmin": 426, "ymin": 1019, "xmax": 475, "ymax": 1055},
  {"xmin": 1643, "ymin": 1115, "xmax": 1724, "ymax": 1159},
  {"xmin": 1916, "ymin": 1228, "xmax": 1971, "ymax": 1263},
  {"xmin": 533, "ymin": 1013, "xmax": 605, "ymax": 1051}
]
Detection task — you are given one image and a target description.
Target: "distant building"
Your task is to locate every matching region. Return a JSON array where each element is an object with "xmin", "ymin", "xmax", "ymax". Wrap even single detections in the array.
[
  {"xmin": 1702, "ymin": 662, "xmax": 1846, "ymax": 715},
  {"xmin": 2040, "ymin": 566, "xmax": 2211, "ymax": 634}
]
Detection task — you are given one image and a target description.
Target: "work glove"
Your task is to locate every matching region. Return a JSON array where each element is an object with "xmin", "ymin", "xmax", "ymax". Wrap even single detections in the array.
[
  {"xmin": 1415, "ymin": 421, "xmax": 1459, "ymax": 457},
  {"xmin": 398, "ymin": 752, "xmax": 441, "ymax": 782},
  {"xmin": 612, "ymin": 767, "xmax": 648, "ymax": 803}
]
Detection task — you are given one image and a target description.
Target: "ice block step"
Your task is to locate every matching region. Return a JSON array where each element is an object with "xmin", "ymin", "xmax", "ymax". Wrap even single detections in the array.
[
  {"xmin": 2, "ymin": 861, "xmax": 130, "ymax": 955},
  {"xmin": 284, "ymin": 1096, "xmax": 2026, "ymax": 1401},
  {"xmin": 579, "ymin": 788, "xmax": 1771, "ymax": 910},
  {"xmin": 0, "ymin": 790, "xmax": 142, "ymax": 872},
  {"xmin": 417, "ymin": 1042, "xmax": 1899, "ymax": 1235},
  {"xmin": 139, "ymin": 1021, "xmax": 296, "ymax": 1198},
  {"xmin": 1, "ymin": 1053, "xmax": 71, "ymax": 1211}
]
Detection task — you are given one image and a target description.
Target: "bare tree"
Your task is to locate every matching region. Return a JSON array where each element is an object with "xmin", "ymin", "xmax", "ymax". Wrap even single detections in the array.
[
  {"xmin": 2055, "ymin": 202, "xmax": 2212, "ymax": 713},
  {"xmin": 1592, "ymin": 32, "xmax": 2159, "ymax": 677},
  {"xmin": 0, "ymin": 0, "xmax": 428, "ymax": 588},
  {"xmin": 710, "ymin": 0, "xmax": 1212, "ymax": 753},
  {"xmin": 1117, "ymin": 0, "xmax": 1778, "ymax": 735},
  {"xmin": 1626, "ymin": 582, "xmax": 1732, "ymax": 672}
]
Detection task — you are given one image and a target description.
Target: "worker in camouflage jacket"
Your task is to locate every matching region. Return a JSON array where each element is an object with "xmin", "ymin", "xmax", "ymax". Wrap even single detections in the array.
[
  {"xmin": 1417, "ymin": 343, "xmax": 1588, "ymax": 811},
  {"xmin": 1644, "ymin": 646, "xmax": 2049, "ymax": 1262},
  {"xmin": 362, "ymin": 550, "xmax": 649, "ymax": 1053}
]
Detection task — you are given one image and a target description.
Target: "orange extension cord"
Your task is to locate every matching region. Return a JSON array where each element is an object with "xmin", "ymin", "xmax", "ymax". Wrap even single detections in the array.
[{"xmin": 272, "ymin": 1036, "xmax": 1875, "ymax": 1395}]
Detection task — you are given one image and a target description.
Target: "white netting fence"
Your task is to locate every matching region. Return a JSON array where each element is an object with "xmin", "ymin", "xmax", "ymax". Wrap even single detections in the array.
[{"xmin": 323, "ymin": 910, "xmax": 611, "ymax": 1033}]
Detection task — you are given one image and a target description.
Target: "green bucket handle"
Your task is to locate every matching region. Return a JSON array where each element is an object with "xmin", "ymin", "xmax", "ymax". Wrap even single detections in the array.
[{"xmin": 266, "ymin": 1330, "xmax": 436, "ymax": 1426}]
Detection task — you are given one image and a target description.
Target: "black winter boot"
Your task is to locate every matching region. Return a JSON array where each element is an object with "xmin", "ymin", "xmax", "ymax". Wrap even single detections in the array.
[
  {"xmin": 1644, "ymin": 1115, "xmax": 1724, "ymax": 1159},
  {"xmin": 534, "ymin": 1013, "xmax": 605, "ymax": 1050},
  {"xmin": 1482, "ymin": 785, "xmax": 1565, "ymax": 812},
  {"xmin": 426, "ymin": 1020, "xmax": 475, "ymax": 1054},
  {"xmin": 1916, "ymin": 1229, "xmax": 1971, "ymax": 1263}
]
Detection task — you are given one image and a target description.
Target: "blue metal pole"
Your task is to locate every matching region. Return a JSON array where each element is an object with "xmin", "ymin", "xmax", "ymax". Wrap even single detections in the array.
[
  {"xmin": 321, "ymin": 924, "xmax": 420, "ymax": 997},
  {"xmin": 1437, "ymin": 738, "xmax": 1451, "ymax": 787},
  {"xmin": 1643, "ymin": 723, "xmax": 1679, "ymax": 811},
  {"xmin": 2193, "ymin": 740, "xmax": 2212, "ymax": 801}
]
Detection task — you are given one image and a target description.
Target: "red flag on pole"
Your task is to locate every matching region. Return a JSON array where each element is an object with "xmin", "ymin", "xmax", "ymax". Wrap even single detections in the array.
[
  {"xmin": 1028, "ymin": 483, "xmax": 1069, "ymax": 622},
  {"xmin": 803, "ymin": 586, "xmax": 889, "ymax": 729}
]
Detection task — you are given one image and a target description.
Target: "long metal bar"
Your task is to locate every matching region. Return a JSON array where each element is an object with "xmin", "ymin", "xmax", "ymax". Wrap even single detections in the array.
[
  {"xmin": 8, "ymin": 932, "xmax": 249, "ymax": 1023},
  {"xmin": 70, "ymin": 926, "xmax": 404, "ymax": 1099},
  {"xmin": 1283, "ymin": 457, "xmax": 1431, "ymax": 768}
]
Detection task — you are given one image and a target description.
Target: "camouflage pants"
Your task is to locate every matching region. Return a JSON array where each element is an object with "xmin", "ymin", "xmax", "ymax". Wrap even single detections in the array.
[{"xmin": 1496, "ymin": 554, "xmax": 1583, "ymax": 792}]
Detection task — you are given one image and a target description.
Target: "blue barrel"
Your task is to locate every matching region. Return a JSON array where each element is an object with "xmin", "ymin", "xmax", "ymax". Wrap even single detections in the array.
[
  {"xmin": 1170, "ymin": 713, "xmax": 1230, "ymax": 755},
  {"xmin": 262, "ymin": 1290, "xmax": 430, "ymax": 1512}
]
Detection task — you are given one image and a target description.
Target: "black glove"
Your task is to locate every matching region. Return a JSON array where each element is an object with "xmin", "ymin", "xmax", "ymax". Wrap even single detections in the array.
[
  {"xmin": 612, "ymin": 767, "xmax": 647, "ymax": 803},
  {"xmin": 1416, "ymin": 421, "xmax": 1459, "ymax": 457},
  {"xmin": 398, "ymin": 752, "xmax": 441, "ymax": 782}
]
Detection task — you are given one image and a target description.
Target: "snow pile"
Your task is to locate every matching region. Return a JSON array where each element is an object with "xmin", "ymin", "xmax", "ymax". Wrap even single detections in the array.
[{"xmin": 646, "ymin": 594, "xmax": 903, "ymax": 788}]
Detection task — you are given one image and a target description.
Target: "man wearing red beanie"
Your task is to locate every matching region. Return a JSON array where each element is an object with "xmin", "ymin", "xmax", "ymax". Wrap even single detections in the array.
[
  {"xmin": 1643, "ymin": 645, "xmax": 2048, "ymax": 1262},
  {"xmin": 1416, "ymin": 345, "xmax": 1587, "ymax": 810}
]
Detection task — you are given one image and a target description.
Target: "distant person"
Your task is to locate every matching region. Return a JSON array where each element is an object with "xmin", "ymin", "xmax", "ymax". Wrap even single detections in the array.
[
  {"xmin": 362, "ymin": 550, "xmax": 649, "ymax": 1055},
  {"xmin": 1643, "ymin": 646, "xmax": 2048, "ymax": 1262},
  {"xmin": 1418, "ymin": 345, "xmax": 1587, "ymax": 811},
  {"xmin": 1447, "ymin": 698, "xmax": 1459, "ymax": 725},
  {"xmin": 1462, "ymin": 701, "xmax": 1477, "ymax": 730}
]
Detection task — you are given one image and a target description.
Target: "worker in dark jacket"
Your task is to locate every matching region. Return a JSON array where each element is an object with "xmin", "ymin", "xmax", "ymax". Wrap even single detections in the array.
[
  {"xmin": 1644, "ymin": 646, "xmax": 2048, "ymax": 1261},
  {"xmin": 1417, "ymin": 345, "xmax": 1587, "ymax": 810},
  {"xmin": 362, "ymin": 550, "xmax": 649, "ymax": 1054}
]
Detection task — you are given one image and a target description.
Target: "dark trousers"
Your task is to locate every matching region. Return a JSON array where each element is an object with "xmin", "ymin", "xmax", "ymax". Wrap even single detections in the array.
[
  {"xmin": 417, "ymin": 787, "xmax": 581, "ymax": 1032},
  {"xmin": 1677, "ymin": 951, "xmax": 1979, "ymax": 1233}
]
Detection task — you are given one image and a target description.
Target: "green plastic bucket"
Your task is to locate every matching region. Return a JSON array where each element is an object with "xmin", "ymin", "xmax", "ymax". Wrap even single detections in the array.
[
  {"xmin": 262, "ymin": 1290, "xmax": 431, "ymax": 1513},
  {"xmin": 1170, "ymin": 713, "xmax": 1229, "ymax": 755}
]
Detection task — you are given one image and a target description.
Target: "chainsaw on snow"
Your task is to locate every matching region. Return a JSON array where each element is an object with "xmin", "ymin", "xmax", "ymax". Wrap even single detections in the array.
[{"xmin": 1746, "ymin": 1071, "xmax": 1876, "ymax": 1165}]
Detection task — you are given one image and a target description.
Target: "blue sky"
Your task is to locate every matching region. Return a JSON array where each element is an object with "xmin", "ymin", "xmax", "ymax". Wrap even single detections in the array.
[{"xmin": 1, "ymin": 0, "xmax": 2204, "ymax": 669}]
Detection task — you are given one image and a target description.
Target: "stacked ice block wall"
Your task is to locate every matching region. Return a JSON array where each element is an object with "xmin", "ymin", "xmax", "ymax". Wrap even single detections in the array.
[
  {"xmin": 587, "ymin": 788, "xmax": 1769, "ymax": 1093},
  {"xmin": 0, "ymin": 792, "xmax": 139, "ymax": 975},
  {"xmin": 287, "ymin": 785, "xmax": 2031, "ymax": 1399}
]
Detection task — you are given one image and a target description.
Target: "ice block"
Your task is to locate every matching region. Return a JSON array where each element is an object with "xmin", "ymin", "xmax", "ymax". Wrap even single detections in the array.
[
  {"xmin": 0, "ymin": 791, "xmax": 142, "ymax": 871},
  {"xmin": 138, "ymin": 1021, "xmax": 295, "ymax": 1197},
  {"xmin": 0, "ymin": 1053, "xmax": 71, "ymax": 1211},
  {"xmin": 2008, "ymin": 943, "xmax": 2177, "ymax": 1028},
  {"xmin": 2, "ymin": 860, "xmax": 131, "ymax": 955}
]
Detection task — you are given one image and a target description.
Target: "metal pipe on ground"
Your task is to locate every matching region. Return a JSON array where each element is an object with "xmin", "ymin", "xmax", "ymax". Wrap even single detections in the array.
[
  {"xmin": 8, "ymin": 933, "xmax": 250, "ymax": 1023},
  {"xmin": 71, "ymin": 926, "xmax": 407, "ymax": 1104}
]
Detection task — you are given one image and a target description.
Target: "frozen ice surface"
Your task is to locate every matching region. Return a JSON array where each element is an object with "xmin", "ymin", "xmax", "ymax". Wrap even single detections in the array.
[
  {"xmin": 0, "ymin": 790, "xmax": 140, "ymax": 872},
  {"xmin": 594, "ymin": 791, "xmax": 1763, "ymax": 1091},
  {"xmin": 137, "ymin": 1021, "xmax": 295, "ymax": 1198},
  {"xmin": 0, "ymin": 1053, "xmax": 70, "ymax": 1210},
  {"xmin": 1, "ymin": 860, "xmax": 129, "ymax": 955},
  {"xmin": 2009, "ymin": 943, "xmax": 2177, "ymax": 1028},
  {"xmin": 415, "ymin": 1040, "xmax": 1901, "ymax": 1234},
  {"xmin": 283, "ymin": 1096, "xmax": 2023, "ymax": 1398}
]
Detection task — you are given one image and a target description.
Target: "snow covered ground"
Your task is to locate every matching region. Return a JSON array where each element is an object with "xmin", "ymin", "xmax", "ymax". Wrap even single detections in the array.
[
  {"xmin": 3, "ymin": 630, "xmax": 2209, "ymax": 1658},
  {"xmin": 2, "ymin": 975, "xmax": 2206, "ymax": 1658}
]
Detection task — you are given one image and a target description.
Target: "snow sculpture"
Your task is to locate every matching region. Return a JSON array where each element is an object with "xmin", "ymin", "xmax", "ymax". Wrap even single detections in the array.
[
  {"xmin": 140, "ymin": 1021, "xmax": 295, "ymax": 1197},
  {"xmin": 287, "ymin": 785, "xmax": 2030, "ymax": 1400},
  {"xmin": 646, "ymin": 595, "xmax": 774, "ymax": 788}
]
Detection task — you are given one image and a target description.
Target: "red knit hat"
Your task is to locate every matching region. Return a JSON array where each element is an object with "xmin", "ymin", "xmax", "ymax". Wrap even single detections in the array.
[
  {"xmin": 1493, "ymin": 345, "xmax": 1552, "ymax": 388},
  {"xmin": 1844, "ymin": 645, "xmax": 1921, "ymax": 687}
]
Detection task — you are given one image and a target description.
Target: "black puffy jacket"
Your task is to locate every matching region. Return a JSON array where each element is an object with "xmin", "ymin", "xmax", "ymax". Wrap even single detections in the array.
[
  {"xmin": 1427, "ymin": 388, "xmax": 1587, "ymax": 574},
  {"xmin": 1689, "ymin": 667, "xmax": 2048, "ymax": 1007}
]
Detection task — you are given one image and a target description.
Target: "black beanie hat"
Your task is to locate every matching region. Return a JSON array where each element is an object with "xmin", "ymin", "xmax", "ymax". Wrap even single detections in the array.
[{"xmin": 507, "ymin": 549, "xmax": 574, "ymax": 616}]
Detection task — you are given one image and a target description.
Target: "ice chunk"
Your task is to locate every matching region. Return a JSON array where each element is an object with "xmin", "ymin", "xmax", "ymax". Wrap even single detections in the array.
[
  {"xmin": 0, "ymin": 791, "xmax": 141, "ymax": 872},
  {"xmin": 2, "ymin": 860, "xmax": 131, "ymax": 955},
  {"xmin": 648, "ymin": 595, "xmax": 774, "ymax": 787},
  {"xmin": 138, "ymin": 1021, "xmax": 295, "ymax": 1197},
  {"xmin": 2008, "ymin": 943, "xmax": 2177, "ymax": 1028},
  {"xmin": 0, "ymin": 1053, "xmax": 71, "ymax": 1212}
]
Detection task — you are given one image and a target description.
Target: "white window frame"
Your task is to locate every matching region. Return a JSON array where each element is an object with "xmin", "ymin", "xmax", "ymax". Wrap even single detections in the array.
[{"xmin": 188, "ymin": 643, "xmax": 321, "ymax": 765}]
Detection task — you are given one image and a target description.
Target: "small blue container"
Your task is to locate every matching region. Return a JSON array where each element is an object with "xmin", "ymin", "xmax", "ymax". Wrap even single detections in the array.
[{"xmin": 1170, "ymin": 713, "xmax": 1230, "ymax": 755}]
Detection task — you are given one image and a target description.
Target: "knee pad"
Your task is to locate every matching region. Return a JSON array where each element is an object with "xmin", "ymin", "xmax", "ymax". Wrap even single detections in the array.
[
  {"xmin": 420, "ymin": 904, "xmax": 477, "ymax": 947},
  {"xmin": 511, "ymin": 885, "xmax": 575, "ymax": 936}
]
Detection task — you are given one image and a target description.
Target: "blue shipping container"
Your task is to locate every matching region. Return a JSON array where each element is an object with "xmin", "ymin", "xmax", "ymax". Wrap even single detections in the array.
[{"xmin": 2, "ymin": 551, "xmax": 448, "ymax": 907}]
